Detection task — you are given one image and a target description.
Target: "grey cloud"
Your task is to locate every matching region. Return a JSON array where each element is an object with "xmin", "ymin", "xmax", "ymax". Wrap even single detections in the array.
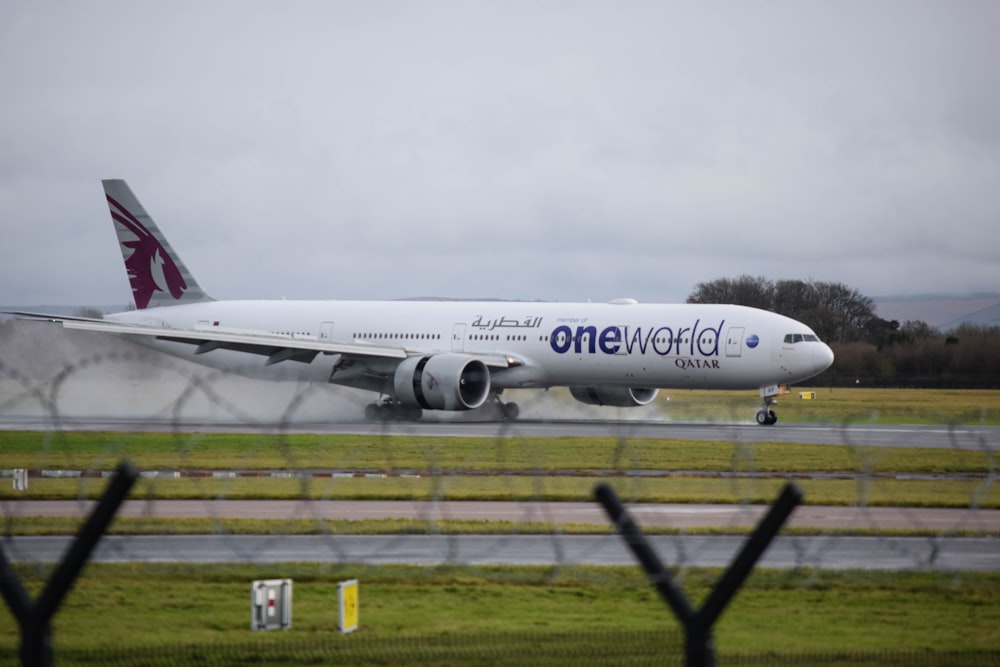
[{"xmin": 1, "ymin": 1, "xmax": 998, "ymax": 307}]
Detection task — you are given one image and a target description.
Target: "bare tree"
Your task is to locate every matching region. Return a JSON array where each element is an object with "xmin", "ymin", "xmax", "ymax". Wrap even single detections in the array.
[
  {"xmin": 688, "ymin": 275, "xmax": 773, "ymax": 310},
  {"xmin": 687, "ymin": 276, "xmax": 879, "ymax": 344}
]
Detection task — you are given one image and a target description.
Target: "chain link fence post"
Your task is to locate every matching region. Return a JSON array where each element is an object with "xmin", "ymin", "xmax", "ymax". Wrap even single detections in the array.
[
  {"xmin": 0, "ymin": 460, "xmax": 138, "ymax": 667},
  {"xmin": 596, "ymin": 480, "xmax": 803, "ymax": 667}
]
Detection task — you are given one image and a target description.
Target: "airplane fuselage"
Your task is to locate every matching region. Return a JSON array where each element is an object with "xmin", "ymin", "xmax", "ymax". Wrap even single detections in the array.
[{"xmin": 107, "ymin": 299, "xmax": 833, "ymax": 393}]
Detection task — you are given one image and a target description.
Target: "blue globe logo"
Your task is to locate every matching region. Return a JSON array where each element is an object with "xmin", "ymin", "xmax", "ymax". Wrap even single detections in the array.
[{"xmin": 746, "ymin": 334, "xmax": 760, "ymax": 349}]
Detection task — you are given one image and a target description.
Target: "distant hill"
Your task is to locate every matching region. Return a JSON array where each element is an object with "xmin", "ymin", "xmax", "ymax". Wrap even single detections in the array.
[{"xmin": 873, "ymin": 294, "xmax": 1000, "ymax": 331}]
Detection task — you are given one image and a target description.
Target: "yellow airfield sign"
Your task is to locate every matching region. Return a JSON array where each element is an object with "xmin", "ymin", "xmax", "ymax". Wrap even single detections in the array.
[{"xmin": 338, "ymin": 579, "xmax": 359, "ymax": 634}]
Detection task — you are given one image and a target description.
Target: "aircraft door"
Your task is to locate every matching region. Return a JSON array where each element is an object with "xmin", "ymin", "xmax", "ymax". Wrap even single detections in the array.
[
  {"xmin": 319, "ymin": 322, "xmax": 335, "ymax": 340},
  {"xmin": 451, "ymin": 323, "xmax": 466, "ymax": 352},
  {"xmin": 726, "ymin": 327, "xmax": 745, "ymax": 357}
]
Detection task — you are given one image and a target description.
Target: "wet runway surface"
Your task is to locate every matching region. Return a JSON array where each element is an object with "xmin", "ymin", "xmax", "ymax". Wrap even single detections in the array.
[
  {"xmin": 5, "ymin": 533, "xmax": 997, "ymax": 571},
  {"xmin": 8, "ymin": 499, "xmax": 1000, "ymax": 531},
  {"xmin": 3, "ymin": 416, "xmax": 998, "ymax": 450}
]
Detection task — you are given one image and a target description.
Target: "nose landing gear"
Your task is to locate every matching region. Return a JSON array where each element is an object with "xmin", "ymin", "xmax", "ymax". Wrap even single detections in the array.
[{"xmin": 755, "ymin": 386, "xmax": 784, "ymax": 425}]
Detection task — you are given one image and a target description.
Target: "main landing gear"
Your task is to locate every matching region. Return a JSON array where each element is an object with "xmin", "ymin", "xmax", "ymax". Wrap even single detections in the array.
[
  {"xmin": 362, "ymin": 395, "xmax": 521, "ymax": 422},
  {"xmin": 755, "ymin": 395, "xmax": 778, "ymax": 425},
  {"xmin": 495, "ymin": 395, "xmax": 520, "ymax": 421},
  {"xmin": 364, "ymin": 400, "xmax": 423, "ymax": 422}
]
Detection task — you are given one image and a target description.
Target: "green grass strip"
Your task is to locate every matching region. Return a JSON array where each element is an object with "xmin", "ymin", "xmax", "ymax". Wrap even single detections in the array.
[
  {"xmin": 6, "ymin": 475, "xmax": 997, "ymax": 508},
  {"xmin": 1, "ymin": 430, "xmax": 994, "ymax": 473},
  {"xmin": 4, "ymin": 516, "xmax": 996, "ymax": 538},
  {"xmin": 1, "ymin": 564, "xmax": 997, "ymax": 658}
]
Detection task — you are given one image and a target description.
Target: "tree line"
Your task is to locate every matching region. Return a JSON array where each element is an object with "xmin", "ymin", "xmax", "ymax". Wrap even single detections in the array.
[{"xmin": 687, "ymin": 276, "xmax": 1000, "ymax": 388}]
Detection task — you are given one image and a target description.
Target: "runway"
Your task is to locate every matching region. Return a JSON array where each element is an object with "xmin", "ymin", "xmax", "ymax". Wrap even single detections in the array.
[
  {"xmin": 8, "ymin": 499, "xmax": 1000, "ymax": 532},
  {"xmin": 2, "ymin": 416, "xmax": 997, "ymax": 450},
  {"xmin": 4, "ymin": 533, "xmax": 997, "ymax": 571},
  {"xmin": 5, "ymin": 498, "xmax": 998, "ymax": 571}
]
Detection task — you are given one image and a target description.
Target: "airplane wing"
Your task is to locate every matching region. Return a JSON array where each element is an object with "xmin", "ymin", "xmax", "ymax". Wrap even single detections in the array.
[
  {"xmin": 2, "ymin": 310, "xmax": 109, "ymax": 323},
  {"xmin": 6, "ymin": 314, "xmax": 517, "ymax": 370},
  {"xmin": 60, "ymin": 319, "xmax": 407, "ymax": 366}
]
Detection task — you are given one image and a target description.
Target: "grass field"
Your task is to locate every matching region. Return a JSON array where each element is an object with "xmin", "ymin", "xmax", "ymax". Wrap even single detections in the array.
[
  {"xmin": 1, "ymin": 429, "xmax": 995, "ymax": 472},
  {"xmin": 5, "ymin": 475, "xmax": 997, "ymax": 511},
  {"xmin": 2, "ymin": 400, "xmax": 996, "ymax": 510},
  {"xmin": 1, "ymin": 564, "xmax": 998, "ymax": 665},
  {"xmin": 4, "ymin": 515, "xmax": 996, "ymax": 539}
]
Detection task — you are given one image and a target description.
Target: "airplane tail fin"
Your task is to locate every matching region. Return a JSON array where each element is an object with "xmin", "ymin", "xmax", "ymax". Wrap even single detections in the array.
[{"xmin": 102, "ymin": 179, "xmax": 213, "ymax": 310}]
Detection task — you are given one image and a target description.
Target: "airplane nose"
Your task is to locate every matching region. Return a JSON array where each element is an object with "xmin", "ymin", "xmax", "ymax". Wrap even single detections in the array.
[{"xmin": 813, "ymin": 344, "xmax": 835, "ymax": 373}]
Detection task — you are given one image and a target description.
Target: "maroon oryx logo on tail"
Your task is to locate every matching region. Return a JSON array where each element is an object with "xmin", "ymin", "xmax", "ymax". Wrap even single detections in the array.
[{"xmin": 106, "ymin": 194, "xmax": 187, "ymax": 309}]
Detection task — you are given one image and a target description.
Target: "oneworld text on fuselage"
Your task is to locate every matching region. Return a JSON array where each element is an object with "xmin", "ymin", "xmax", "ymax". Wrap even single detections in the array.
[{"xmin": 549, "ymin": 319, "xmax": 725, "ymax": 357}]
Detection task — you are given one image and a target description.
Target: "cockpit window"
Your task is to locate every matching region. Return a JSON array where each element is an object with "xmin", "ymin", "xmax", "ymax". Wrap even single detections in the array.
[{"xmin": 784, "ymin": 333, "xmax": 820, "ymax": 344}]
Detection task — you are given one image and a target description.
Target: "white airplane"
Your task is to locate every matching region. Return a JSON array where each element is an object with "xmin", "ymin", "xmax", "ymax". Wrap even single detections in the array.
[{"xmin": 11, "ymin": 179, "xmax": 834, "ymax": 424}]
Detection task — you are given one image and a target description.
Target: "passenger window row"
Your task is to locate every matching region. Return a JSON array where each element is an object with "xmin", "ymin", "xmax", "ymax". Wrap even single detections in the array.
[{"xmin": 353, "ymin": 333, "xmax": 442, "ymax": 341}]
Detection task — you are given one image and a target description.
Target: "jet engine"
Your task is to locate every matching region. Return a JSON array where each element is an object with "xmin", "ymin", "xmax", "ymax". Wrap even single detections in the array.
[
  {"xmin": 393, "ymin": 353, "xmax": 491, "ymax": 411},
  {"xmin": 569, "ymin": 386, "xmax": 659, "ymax": 407}
]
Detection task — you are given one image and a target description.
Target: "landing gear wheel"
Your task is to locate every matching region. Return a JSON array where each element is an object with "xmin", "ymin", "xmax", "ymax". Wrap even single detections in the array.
[
  {"xmin": 755, "ymin": 409, "xmax": 777, "ymax": 425},
  {"xmin": 491, "ymin": 393, "xmax": 520, "ymax": 421},
  {"xmin": 755, "ymin": 393, "xmax": 779, "ymax": 426},
  {"xmin": 500, "ymin": 401, "xmax": 520, "ymax": 421},
  {"xmin": 364, "ymin": 403, "xmax": 381, "ymax": 421}
]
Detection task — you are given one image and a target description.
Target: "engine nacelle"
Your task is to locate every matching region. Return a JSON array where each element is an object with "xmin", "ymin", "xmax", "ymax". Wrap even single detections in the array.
[
  {"xmin": 393, "ymin": 353, "xmax": 491, "ymax": 411},
  {"xmin": 569, "ymin": 386, "xmax": 659, "ymax": 408}
]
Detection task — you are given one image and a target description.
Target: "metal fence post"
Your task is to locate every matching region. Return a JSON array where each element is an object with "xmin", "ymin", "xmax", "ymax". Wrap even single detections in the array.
[
  {"xmin": 595, "ymin": 481, "xmax": 802, "ymax": 667},
  {"xmin": 0, "ymin": 460, "xmax": 138, "ymax": 667}
]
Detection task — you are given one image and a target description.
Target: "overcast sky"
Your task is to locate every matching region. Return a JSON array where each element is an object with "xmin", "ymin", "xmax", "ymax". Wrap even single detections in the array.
[{"xmin": 2, "ymin": 1, "xmax": 998, "ymax": 308}]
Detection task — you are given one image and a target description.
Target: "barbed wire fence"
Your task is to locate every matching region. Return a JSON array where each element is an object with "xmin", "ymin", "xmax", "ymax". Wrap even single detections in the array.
[{"xmin": 1, "ymin": 319, "xmax": 999, "ymax": 665}]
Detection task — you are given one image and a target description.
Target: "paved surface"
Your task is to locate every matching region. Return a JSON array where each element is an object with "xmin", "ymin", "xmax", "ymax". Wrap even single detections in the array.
[
  {"xmin": 7, "ymin": 499, "xmax": 1000, "ymax": 531},
  {"xmin": 1, "ymin": 417, "xmax": 998, "ymax": 450},
  {"xmin": 4, "ymin": 534, "xmax": 997, "ymax": 570}
]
